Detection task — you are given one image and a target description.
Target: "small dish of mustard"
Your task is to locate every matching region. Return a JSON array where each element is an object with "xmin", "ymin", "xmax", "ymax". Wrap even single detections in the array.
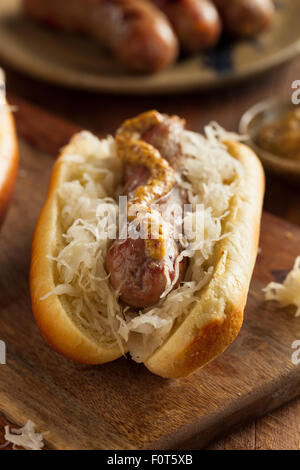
[{"xmin": 240, "ymin": 99, "xmax": 300, "ymax": 181}]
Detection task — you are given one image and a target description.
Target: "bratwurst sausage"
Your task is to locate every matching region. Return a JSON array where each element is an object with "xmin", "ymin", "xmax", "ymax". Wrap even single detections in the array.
[
  {"xmin": 23, "ymin": 0, "xmax": 179, "ymax": 73},
  {"xmin": 152, "ymin": 0, "xmax": 222, "ymax": 51},
  {"xmin": 106, "ymin": 112, "xmax": 188, "ymax": 308},
  {"xmin": 213, "ymin": 0, "xmax": 275, "ymax": 38}
]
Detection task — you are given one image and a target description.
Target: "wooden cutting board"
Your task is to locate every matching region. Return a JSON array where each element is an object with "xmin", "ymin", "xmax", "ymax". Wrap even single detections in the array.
[{"xmin": 0, "ymin": 100, "xmax": 300, "ymax": 450}]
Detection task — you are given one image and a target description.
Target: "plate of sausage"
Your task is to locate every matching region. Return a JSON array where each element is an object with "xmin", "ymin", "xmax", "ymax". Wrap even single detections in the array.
[{"xmin": 0, "ymin": 0, "xmax": 299, "ymax": 94}]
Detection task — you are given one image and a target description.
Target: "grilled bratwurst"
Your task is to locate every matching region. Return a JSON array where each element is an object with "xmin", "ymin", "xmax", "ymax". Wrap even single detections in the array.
[{"xmin": 23, "ymin": 0, "xmax": 179, "ymax": 73}]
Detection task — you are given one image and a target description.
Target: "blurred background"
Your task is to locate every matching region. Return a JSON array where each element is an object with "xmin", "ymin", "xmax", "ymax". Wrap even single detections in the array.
[{"xmin": 0, "ymin": 0, "xmax": 300, "ymax": 450}]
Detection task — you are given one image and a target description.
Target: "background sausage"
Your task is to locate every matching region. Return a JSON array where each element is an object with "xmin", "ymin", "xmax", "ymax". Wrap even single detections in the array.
[
  {"xmin": 153, "ymin": 0, "xmax": 222, "ymax": 51},
  {"xmin": 213, "ymin": 0, "xmax": 275, "ymax": 38},
  {"xmin": 23, "ymin": 0, "xmax": 179, "ymax": 73},
  {"xmin": 106, "ymin": 115, "xmax": 187, "ymax": 308}
]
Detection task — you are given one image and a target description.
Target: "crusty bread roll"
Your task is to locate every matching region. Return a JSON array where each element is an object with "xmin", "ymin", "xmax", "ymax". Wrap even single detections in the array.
[
  {"xmin": 0, "ymin": 71, "xmax": 19, "ymax": 227},
  {"xmin": 30, "ymin": 120, "xmax": 264, "ymax": 378}
]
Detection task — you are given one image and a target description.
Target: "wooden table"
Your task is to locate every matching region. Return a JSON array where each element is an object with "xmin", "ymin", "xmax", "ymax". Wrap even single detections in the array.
[{"xmin": 1, "ymin": 56, "xmax": 300, "ymax": 450}]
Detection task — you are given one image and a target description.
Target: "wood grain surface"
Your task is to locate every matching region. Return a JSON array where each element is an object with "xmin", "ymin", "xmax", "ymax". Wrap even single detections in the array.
[{"xmin": 1, "ymin": 56, "xmax": 300, "ymax": 449}]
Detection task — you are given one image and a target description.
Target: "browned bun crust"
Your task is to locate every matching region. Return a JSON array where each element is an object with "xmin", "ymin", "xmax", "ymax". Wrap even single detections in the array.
[
  {"xmin": 30, "ymin": 136, "xmax": 264, "ymax": 377},
  {"xmin": 145, "ymin": 141, "xmax": 265, "ymax": 377},
  {"xmin": 0, "ymin": 75, "xmax": 19, "ymax": 227}
]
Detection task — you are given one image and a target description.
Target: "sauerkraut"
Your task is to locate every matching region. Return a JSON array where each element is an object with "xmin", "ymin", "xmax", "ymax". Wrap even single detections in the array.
[{"xmin": 44, "ymin": 126, "xmax": 243, "ymax": 362}]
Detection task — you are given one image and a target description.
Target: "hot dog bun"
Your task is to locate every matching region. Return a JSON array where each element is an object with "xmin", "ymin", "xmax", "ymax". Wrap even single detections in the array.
[
  {"xmin": 152, "ymin": 0, "xmax": 222, "ymax": 52},
  {"xmin": 0, "ymin": 71, "xmax": 19, "ymax": 227},
  {"xmin": 30, "ymin": 118, "xmax": 264, "ymax": 378}
]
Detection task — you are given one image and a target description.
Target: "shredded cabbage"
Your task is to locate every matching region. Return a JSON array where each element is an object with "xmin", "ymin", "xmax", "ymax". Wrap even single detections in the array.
[{"xmin": 44, "ymin": 126, "xmax": 242, "ymax": 362}]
